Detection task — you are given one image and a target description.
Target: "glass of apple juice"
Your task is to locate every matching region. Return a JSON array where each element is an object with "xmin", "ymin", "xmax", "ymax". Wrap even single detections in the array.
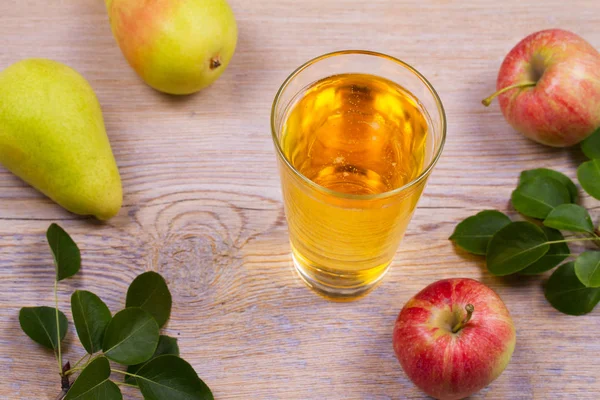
[{"xmin": 271, "ymin": 50, "xmax": 446, "ymax": 300}]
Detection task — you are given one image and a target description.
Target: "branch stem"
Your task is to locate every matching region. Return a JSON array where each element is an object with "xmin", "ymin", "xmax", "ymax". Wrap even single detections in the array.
[
  {"xmin": 114, "ymin": 381, "xmax": 139, "ymax": 389},
  {"xmin": 54, "ymin": 391, "xmax": 67, "ymax": 400},
  {"xmin": 65, "ymin": 355, "xmax": 100, "ymax": 376},
  {"xmin": 111, "ymin": 369, "xmax": 138, "ymax": 378},
  {"xmin": 65, "ymin": 365, "xmax": 86, "ymax": 376},
  {"xmin": 61, "ymin": 362, "xmax": 71, "ymax": 391},
  {"xmin": 545, "ymin": 237, "xmax": 600, "ymax": 246},
  {"xmin": 54, "ymin": 279, "xmax": 63, "ymax": 376},
  {"xmin": 71, "ymin": 353, "xmax": 91, "ymax": 370},
  {"xmin": 593, "ymin": 229, "xmax": 600, "ymax": 248},
  {"xmin": 65, "ymin": 369, "xmax": 80, "ymax": 377}
]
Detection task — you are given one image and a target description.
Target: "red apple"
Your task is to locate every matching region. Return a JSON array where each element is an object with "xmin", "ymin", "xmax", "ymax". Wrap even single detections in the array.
[
  {"xmin": 393, "ymin": 278, "xmax": 516, "ymax": 400},
  {"xmin": 483, "ymin": 29, "xmax": 600, "ymax": 147}
]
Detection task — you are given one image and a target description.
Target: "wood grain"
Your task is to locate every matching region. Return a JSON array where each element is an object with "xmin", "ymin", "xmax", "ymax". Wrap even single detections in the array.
[{"xmin": 1, "ymin": 0, "xmax": 599, "ymax": 398}]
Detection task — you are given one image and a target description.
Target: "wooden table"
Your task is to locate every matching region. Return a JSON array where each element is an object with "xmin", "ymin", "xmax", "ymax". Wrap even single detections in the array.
[{"xmin": 1, "ymin": 1, "xmax": 599, "ymax": 399}]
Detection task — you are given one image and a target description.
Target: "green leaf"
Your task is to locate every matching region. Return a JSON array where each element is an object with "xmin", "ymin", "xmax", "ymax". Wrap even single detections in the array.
[
  {"xmin": 577, "ymin": 159, "xmax": 600, "ymax": 200},
  {"xmin": 520, "ymin": 168, "xmax": 578, "ymax": 203},
  {"xmin": 102, "ymin": 308, "xmax": 159, "ymax": 365},
  {"xmin": 47, "ymin": 223, "xmax": 81, "ymax": 281},
  {"xmin": 511, "ymin": 176, "xmax": 571, "ymax": 219},
  {"xmin": 543, "ymin": 204, "xmax": 594, "ymax": 233},
  {"xmin": 126, "ymin": 335, "xmax": 180, "ymax": 384},
  {"xmin": 19, "ymin": 306, "xmax": 67, "ymax": 350},
  {"xmin": 486, "ymin": 221, "xmax": 550, "ymax": 276},
  {"xmin": 575, "ymin": 251, "xmax": 600, "ymax": 288},
  {"xmin": 545, "ymin": 262, "xmax": 600, "ymax": 315},
  {"xmin": 520, "ymin": 227, "xmax": 570, "ymax": 275},
  {"xmin": 449, "ymin": 210, "xmax": 511, "ymax": 255},
  {"xmin": 581, "ymin": 127, "xmax": 600, "ymax": 159},
  {"xmin": 71, "ymin": 290, "xmax": 112, "ymax": 354},
  {"xmin": 126, "ymin": 271, "xmax": 172, "ymax": 328},
  {"xmin": 65, "ymin": 356, "xmax": 122, "ymax": 400},
  {"xmin": 135, "ymin": 355, "xmax": 213, "ymax": 400}
]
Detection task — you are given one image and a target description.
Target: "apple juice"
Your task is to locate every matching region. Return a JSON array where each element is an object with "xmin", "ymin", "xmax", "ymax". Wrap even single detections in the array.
[
  {"xmin": 277, "ymin": 73, "xmax": 430, "ymax": 296},
  {"xmin": 280, "ymin": 73, "xmax": 428, "ymax": 195}
]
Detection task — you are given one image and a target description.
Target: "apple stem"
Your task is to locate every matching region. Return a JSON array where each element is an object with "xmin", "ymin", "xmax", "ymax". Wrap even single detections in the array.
[
  {"xmin": 481, "ymin": 81, "xmax": 537, "ymax": 107},
  {"xmin": 452, "ymin": 304, "xmax": 475, "ymax": 333}
]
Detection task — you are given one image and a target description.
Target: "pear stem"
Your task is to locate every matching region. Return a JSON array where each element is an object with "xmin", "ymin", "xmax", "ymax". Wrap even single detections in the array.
[
  {"xmin": 452, "ymin": 304, "xmax": 474, "ymax": 333},
  {"xmin": 210, "ymin": 57, "xmax": 222, "ymax": 70},
  {"xmin": 482, "ymin": 81, "xmax": 537, "ymax": 106}
]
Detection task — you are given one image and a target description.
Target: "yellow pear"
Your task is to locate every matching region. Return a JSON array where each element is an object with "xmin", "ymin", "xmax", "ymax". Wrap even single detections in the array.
[
  {"xmin": 105, "ymin": 0, "xmax": 238, "ymax": 95},
  {"xmin": 0, "ymin": 59, "xmax": 122, "ymax": 220}
]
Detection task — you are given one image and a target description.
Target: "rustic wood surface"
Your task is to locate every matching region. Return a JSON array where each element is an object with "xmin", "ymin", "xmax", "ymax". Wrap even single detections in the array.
[{"xmin": 1, "ymin": 0, "xmax": 599, "ymax": 399}]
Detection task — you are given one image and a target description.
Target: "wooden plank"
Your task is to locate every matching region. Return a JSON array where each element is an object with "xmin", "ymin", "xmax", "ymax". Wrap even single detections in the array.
[{"xmin": 0, "ymin": 0, "xmax": 599, "ymax": 398}]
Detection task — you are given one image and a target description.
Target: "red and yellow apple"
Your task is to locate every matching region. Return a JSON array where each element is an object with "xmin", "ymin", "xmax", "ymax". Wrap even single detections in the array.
[
  {"xmin": 393, "ymin": 278, "xmax": 516, "ymax": 400},
  {"xmin": 483, "ymin": 29, "xmax": 600, "ymax": 147},
  {"xmin": 105, "ymin": 0, "xmax": 238, "ymax": 95}
]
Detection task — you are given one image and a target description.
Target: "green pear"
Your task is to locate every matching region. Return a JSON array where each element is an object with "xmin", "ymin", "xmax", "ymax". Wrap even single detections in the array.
[
  {"xmin": 105, "ymin": 0, "xmax": 238, "ymax": 95},
  {"xmin": 0, "ymin": 59, "xmax": 122, "ymax": 220}
]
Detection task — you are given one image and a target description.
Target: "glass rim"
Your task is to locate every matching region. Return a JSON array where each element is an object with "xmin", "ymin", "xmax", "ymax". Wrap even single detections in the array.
[{"xmin": 271, "ymin": 49, "xmax": 447, "ymax": 201}]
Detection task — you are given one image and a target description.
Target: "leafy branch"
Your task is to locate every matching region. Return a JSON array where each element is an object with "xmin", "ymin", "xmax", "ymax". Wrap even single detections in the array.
[
  {"xmin": 19, "ymin": 224, "xmax": 213, "ymax": 400},
  {"xmin": 450, "ymin": 128, "xmax": 600, "ymax": 316}
]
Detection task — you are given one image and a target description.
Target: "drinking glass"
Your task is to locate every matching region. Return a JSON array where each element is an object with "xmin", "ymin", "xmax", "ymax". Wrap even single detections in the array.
[{"xmin": 271, "ymin": 50, "xmax": 446, "ymax": 299}]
